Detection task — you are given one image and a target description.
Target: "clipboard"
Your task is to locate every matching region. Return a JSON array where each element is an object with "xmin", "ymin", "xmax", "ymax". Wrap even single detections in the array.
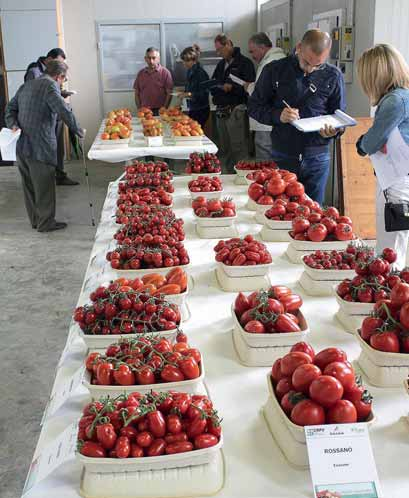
[{"xmin": 291, "ymin": 110, "xmax": 357, "ymax": 133}]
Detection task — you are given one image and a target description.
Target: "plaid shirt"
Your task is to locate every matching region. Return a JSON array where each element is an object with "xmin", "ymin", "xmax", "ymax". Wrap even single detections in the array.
[{"xmin": 5, "ymin": 75, "xmax": 82, "ymax": 165}]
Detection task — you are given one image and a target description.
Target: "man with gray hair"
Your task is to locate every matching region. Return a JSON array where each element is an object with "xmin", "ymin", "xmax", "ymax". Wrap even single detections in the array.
[
  {"xmin": 245, "ymin": 32, "xmax": 285, "ymax": 159},
  {"xmin": 5, "ymin": 60, "xmax": 84, "ymax": 232},
  {"xmin": 248, "ymin": 29, "xmax": 346, "ymax": 204}
]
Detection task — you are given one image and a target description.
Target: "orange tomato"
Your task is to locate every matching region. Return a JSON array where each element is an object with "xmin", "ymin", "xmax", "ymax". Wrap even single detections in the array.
[
  {"xmin": 166, "ymin": 268, "xmax": 188, "ymax": 291},
  {"xmin": 153, "ymin": 284, "xmax": 181, "ymax": 296},
  {"xmin": 173, "ymin": 342, "xmax": 189, "ymax": 353},
  {"xmin": 140, "ymin": 283, "xmax": 156, "ymax": 294}
]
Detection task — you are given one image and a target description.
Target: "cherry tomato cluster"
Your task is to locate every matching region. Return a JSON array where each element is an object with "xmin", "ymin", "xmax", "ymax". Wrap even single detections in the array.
[
  {"xmin": 248, "ymin": 169, "xmax": 306, "ymax": 205},
  {"xmin": 125, "ymin": 160, "xmax": 169, "ymax": 175},
  {"xmin": 359, "ymin": 276, "xmax": 409, "ymax": 353},
  {"xmin": 264, "ymin": 196, "xmax": 320, "ymax": 222},
  {"xmin": 185, "ymin": 152, "xmax": 221, "ymax": 174},
  {"xmin": 337, "ymin": 248, "xmax": 398, "ymax": 303},
  {"xmin": 107, "ymin": 240, "xmax": 189, "ymax": 270},
  {"xmin": 116, "ymin": 188, "xmax": 173, "ymax": 207},
  {"xmin": 234, "ymin": 286, "xmax": 303, "ymax": 334},
  {"xmin": 214, "ymin": 234, "xmax": 272, "ymax": 266},
  {"xmin": 119, "ymin": 172, "xmax": 174, "ymax": 193},
  {"xmin": 113, "ymin": 211, "xmax": 185, "ymax": 245},
  {"xmin": 271, "ymin": 342, "xmax": 373, "ymax": 426},
  {"xmin": 235, "ymin": 160, "xmax": 277, "ymax": 171},
  {"xmin": 303, "ymin": 243, "xmax": 375, "ymax": 270},
  {"xmin": 192, "ymin": 197, "xmax": 236, "ymax": 218},
  {"xmin": 290, "ymin": 206, "xmax": 355, "ymax": 242},
  {"xmin": 77, "ymin": 391, "xmax": 221, "ymax": 458},
  {"xmin": 115, "ymin": 205, "xmax": 173, "ymax": 226},
  {"xmin": 86, "ymin": 335, "xmax": 201, "ymax": 386},
  {"xmin": 188, "ymin": 176, "xmax": 223, "ymax": 193},
  {"xmin": 74, "ymin": 287, "xmax": 181, "ymax": 336}
]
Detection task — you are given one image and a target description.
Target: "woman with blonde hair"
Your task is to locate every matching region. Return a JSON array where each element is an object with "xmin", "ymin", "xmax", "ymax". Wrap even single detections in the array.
[
  {"xmin": 357, "ymin": 44, "xmax": 409, "ymax": 268},
  {"xmin": 177, "ymin": 44, "xmax": 210, "ymax": 126}
]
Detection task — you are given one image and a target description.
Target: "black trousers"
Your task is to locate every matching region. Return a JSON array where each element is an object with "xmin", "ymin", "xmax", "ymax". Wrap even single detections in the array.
[
  {"xmin": 55, "ymin": 118, "xmax": 66, "ymax": 179},
  {"xmin": 188, "ymin": 108, "xmax": 210, "ymax": 127}
]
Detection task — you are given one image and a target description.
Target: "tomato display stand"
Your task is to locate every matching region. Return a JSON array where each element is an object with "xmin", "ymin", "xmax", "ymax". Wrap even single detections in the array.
[
  {"xmin": 215, "ymin": 264, "xmax": 272, "ymax": 292},
  {"xmin": 79, "ymin": 450, "xmax": 225, "ymax": 498},
  {"xmin": 260, "ymin": 225, "xmax": 292, "ymax": 243},
  {"xmin": 354, "ymin": 329, "xmax": 409, "ymax": 387}
]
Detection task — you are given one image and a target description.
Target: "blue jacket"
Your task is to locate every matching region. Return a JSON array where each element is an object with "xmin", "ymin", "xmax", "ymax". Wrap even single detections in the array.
[
  {"xmin": 248, "ymin": 54, "xmax": 346, "ymax": 156},
  {"xmin": 357, "ymin": 88, "xmax": 409, "ymax": 155},
  {"xmin": 185, "ymin": 63, "xmax": 210, "ymax": 111}
]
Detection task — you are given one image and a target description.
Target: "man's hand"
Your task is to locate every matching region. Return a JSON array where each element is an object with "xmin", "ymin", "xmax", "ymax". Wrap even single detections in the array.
[
  {"xmin": 319, "ymin": 124, "xmax": 338, "ymax": 138},
  {"xmin": 280, "ymin": 107, "xmax": 300, "ymax": 123},
  {"xmin": 223, "ymin": 83, "xmax": 233, "ymax": 93},
  {"xmin": 11, "ymin": 126, "xmax": 20, "ymax": 133}
]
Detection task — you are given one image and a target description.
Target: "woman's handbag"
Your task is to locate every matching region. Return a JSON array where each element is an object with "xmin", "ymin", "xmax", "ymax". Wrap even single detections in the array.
[{"xmin": 384, "ymin": 190, "xmax": 409, "ymax": 232}]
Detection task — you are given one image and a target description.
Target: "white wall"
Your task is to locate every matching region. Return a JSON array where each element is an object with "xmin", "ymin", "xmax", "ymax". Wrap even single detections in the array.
[{"xmin": 62, "ymin": 0, "xmax": 257, "ymax": 148}]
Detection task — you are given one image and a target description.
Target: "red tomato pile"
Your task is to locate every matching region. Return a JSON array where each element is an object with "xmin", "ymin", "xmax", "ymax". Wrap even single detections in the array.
[
  {"xmin": 359, "ymin": 277, "xmax": 409, "ymax": 353},
  {"xmin": 188, "ymin": 176, "xmax": 223, "ymax": 193},
  {"xmin": 214, "ymin": 235, "xmax": 272, "ymax": 266},
  {"xmin": 271, "ymin": 342, "xmax": 373, "ymax": 425},
  {"xmin": 264, "ymin": 197, "xmax": 320, "ymax": 222},
  {"xmin": 303, "ymin": 243, "xmax": 375, "ymax": 270},
  {"xmin": 125, "ymin": 160, "xmax": 169, "ymax": 175},
  {"xmin": 116, "ymin": 188, "xmax": 173, "ymax": 207},
  {"xmin": 73, "ymin": 287, "xmax": 181, "ymax": 336},
  {"xmin": 185, "ymin": 152, "xmax": 221, "ymax": 174},
  {"xmin": 78, "ymin": 391, "xmax": 221, "ymax": 458},
  {"xmin": 192, "ymin": 197, "xmax": 236, "ymax": 218},
  {"xmin": 115, "ymin": 205, "xmax": 172, "ymax": 225},
  {"xmin": 290, "ymin": 206, "xmax": 355, "ymax": 242},
  {"xmin": 247, "ymin": 169, "xmax": 305, "ymax": 206},
  {"xmin": 235, "ymin": 159, "xmax": 277, "ymax": 171},
  {"xmin": 234, "ymin": 286, "xmax": 303, "ymax": 333},
  {"xmin": 119, "ymin": 171, "xmax": 174, "ymax": 193},
  {"xmin": 86, "ymin": 336, "xmax": 201, "ymax": 386},
  {"xmin": 336, "ymin": 248, "xmax": 398, "ymax": 303}
]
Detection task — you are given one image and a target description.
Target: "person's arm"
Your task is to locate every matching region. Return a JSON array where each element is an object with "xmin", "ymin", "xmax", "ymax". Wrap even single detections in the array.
[
  {"xmin": 5, "ymin": 89, "xmax": 21, "ymax": 129},
  {"xmin": 189, "ymin": 67, "xmax": 210, "ymax": 103},
  {"xmin": 248, "ymin": 64, "xmax": 280, "ymax": 126},
  {"xmin": 46, "ymin": 83, "xmax": 83, "ymax": 136},
  {"xmin": 133, "ymin": 76, "xmax": 141, "ymax": 108},
  {"xmin": 164, "ymin": 70, "xmax": 173, "ymax": 108},
  {"xmin": 359, "ymin": 93, "xmax": 406, "ymax": 155},
  {"xmin": 228, "ymin": 58, "xmax": 256, "ymax": 99}
]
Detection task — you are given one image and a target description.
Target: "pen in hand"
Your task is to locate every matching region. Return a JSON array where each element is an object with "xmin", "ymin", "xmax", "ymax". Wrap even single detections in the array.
[{"xmin": 280, "ymin": 100, "xmax": 300, "ymax": 123}]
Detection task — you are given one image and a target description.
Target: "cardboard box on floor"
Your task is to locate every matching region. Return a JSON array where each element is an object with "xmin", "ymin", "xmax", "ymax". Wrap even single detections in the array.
[{"xmin": 337, "ymin": 117, "xmax": 376, "ymax": 239}]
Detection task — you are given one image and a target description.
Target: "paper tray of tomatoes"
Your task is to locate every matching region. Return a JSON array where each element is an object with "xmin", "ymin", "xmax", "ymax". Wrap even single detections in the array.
[
  {"xmin": 334, "ymin": 291, "xmax": 375, "ymax": 316},
  {"xmin": 302, "ymin": 260, "xmax": 356, "ymax": 281},
  {"xmin": 334, "ymin": 309, "xmax": 363, "ymax": 334},
  {"xmin": 245, "ymin": 198, "xmax": 257, "ymax": 211},
  {"xmin": 262, "ymin": 216, "xmax": 293, "ymax": 230},
  {"xmin": 231, "ymin": 305, "xmax": 309, "ymax": 348},
  {"xmin": 83, "ymin": 361, "xmax": 206, "ymax": 398},
  {"xmin": 357, "ymin": 350, "xmax": 409, "ymax": 387},
  {"xmin": 189, "ymin": 189, "xmax": 223, "ymax": 201},
  {"xmin": 289, "ymin": 236, "xmax": 353, "ymax": 251},
  {"xmin": 260, "ymin": 225, "xmax": 292, "ymax": 243},
  {"xmin": 112, "ymin": 263, "xmax": 191, "ymax": 279},
  {"xmin": 298, "ymin": 272, "xmax": 338, "ymax": 297},
  {"xmin": 191, "ymin": 171, "xmax": 221, "ymax": 179},
  {"xmin": 193, "ymin": 212, "xmax": 236, "ymax": 228},
  {"xmin": 217, "ymin": 261, "xmax": 273, "ymax": 279},
  {"xmin": 354, "ymin": 328, "xmax": 409, "ymax": 367}
]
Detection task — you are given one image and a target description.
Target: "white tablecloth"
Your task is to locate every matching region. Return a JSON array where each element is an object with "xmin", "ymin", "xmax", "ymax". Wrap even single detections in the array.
[
  {"xmin": 88, "ymin": 119, "xmax": 218, "ymax": 162},
  {"xmin": 24, "ymin": 175, "xmax": 409, "ymax": 498}
]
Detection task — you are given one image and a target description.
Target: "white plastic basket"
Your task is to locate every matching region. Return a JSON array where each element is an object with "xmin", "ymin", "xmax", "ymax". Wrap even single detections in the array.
[
  {"xmin": 232, "ymin": 326, "xmax": 288, "ymax": 366},
  {"xmin": 260, "ymin": 225, "xmax": 291, "ymax": 242},
  {"xmin": 193, "ymin": 212, "xmax": 236, "ymax": 228},
  {"xmin": 189, "ymin": 188, "xmax": 223, "ymax": 200},
  {"xmin": 334, "ymin": 291, "xmax": 375, "ymax": 316},
  {"xmin": 216, "ymin": 260, "xmax": 273, "ymax": 278},
  {"xmin": 263, "ymin": 216, "xmax": 293, "ymax": 230},
  {"xmin": 83, "ymin": 360, "xmax": 206, "ymax": 398},
  {"xmin": 113, "ymin": 263, "xmax": 191, "ymax": 278},
  {"xmin": 231, "ymin": 304, "xmax": 309, "ymax": 348},
  {"xmin": 289, "ymin": 237, "xmax": 353, "ymax": 251},
  {"xmin": 77, "ymin": 434, "xmax": 223, "ymax": 473},
  {"xmin": 302, "ymin": 260, "xmax": 356, "ymax": 281},
  {"xmin": 191, "ymin": 171, "xmax": 221, "ymax": 179},
  {"xmin": 255, "ymin": 203, "xmax": 274, "ymax": 215},
  {"xmin": 215, "ymin": 267, "xmax": 271, "ymax": 293},
  {"xmin": 357, "ymin": 350, "xmax": 409, "ymax": 387},
  {"xmin": 196, "ymin": 224, "xmax": 239, "ymax": 240},
  {"xmin": 245, "ymin": 198, "xmax": 257, "ymax": 211},
  {"xmin": 233, "ymin": 165, "xmax": 257, "ymax": 177},
  {"xmin": 335, "ymin": 309, "xmax": 363, "ymax": 334},
  {"xmin": 298, "ymin": 271, "xmax": 338, "ymax": 297},
  {"xmin": 354, "ymin": 328, "xmax": 409, "ymax": 367}
]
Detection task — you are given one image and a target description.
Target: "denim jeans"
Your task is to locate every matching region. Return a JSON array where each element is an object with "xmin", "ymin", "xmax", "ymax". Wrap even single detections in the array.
[{"xmin": 271, "ymin": 149, "xmax": 330, "ymax": 205}]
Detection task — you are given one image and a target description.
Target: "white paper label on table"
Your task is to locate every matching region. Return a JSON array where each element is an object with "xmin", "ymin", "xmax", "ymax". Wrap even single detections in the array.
[
  {"xmin": 370, "ymin": 127, "xmax": 409, "ymax": 190},
  {"xmin": 22, "ymin": 422, "xmax": 78, "ymax": 497},
  {"xmin": 0, "ymin": 127, "xmax": 21, "ymax": 160},
  {"xmin": 305, "ymin": 424, "xmax": 382, "ymax": 498},
  {"xmin": 41, "ymin": 366, "xmax": 85, "ymax": 424}
]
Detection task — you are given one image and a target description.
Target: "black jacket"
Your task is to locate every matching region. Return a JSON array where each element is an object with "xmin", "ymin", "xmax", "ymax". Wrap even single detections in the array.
[
  {"xmin": 248, "ymin": 55, "xmax": 346, "ymax": 156},
  {"xmin": 211, "ymin": 47, "xmax": 255, "ymax": 107},
  {"xmin": 185, "ymin": 63, "xmax": 210, "ymax": 111}
]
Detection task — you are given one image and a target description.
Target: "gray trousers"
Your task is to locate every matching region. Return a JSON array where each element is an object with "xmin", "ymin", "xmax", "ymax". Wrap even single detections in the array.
[
  {"xmin": 215, "ymin": 106, "xmax": 249, "ymax": 172},
  {"xmin": 254, "ymin": 130, "xmax": 273, "ymax": 160},
  {"xmin": 55, "ymin": 118, "xmax": 65, "ymax": 178},
  {"xmin": 17, "ymin": 153, "xmax": 56, "ymax": 231}
]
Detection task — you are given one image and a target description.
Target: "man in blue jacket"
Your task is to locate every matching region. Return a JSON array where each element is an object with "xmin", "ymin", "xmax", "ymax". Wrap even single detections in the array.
[{"xmin": 248, "ymin": 29, "xmax": 346, "ymax": 204}]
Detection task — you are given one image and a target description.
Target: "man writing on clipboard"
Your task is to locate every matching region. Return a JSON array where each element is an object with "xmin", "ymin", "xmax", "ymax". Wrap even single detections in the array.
[{"xmin": 248, "ymin": 29, "xmax": 346, "ymax": 204}]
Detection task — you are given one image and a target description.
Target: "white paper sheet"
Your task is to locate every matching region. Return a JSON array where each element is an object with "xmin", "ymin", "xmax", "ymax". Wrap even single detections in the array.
[
  {"xmin": 0, "ymin": 127, "xmax": 20, "ymax": 160},
  {"xmin": 291, "ymin": 110, "xmax": 356, "ymax": 133},
  {"xmin": 370, "ymin": 127, "xmax": 409, "ymax": 190},
  {"xmin": 229, "ymin": 74, "xmax": 246, "ymax": 86}
]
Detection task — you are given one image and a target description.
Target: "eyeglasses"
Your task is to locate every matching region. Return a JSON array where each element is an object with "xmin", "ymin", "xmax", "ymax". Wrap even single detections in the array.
[{"xmin": 298, "ymin": 51, "xmax": 324, "ymax": 71}]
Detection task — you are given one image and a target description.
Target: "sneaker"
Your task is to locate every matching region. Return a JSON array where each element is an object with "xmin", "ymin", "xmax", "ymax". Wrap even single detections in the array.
[
  {"xmin": 38, "ymin": 222, "xmax": 67, "ymax": 232},
  {"xmin": 56, "ymin": 176, "xmax": 79, "ymax": 186}
]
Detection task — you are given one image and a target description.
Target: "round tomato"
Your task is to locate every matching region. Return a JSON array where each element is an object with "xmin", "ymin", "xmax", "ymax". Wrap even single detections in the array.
[
  {"xmin": 307, "ymin": 223, "xmax": 328, "ymax": 242},
  {"xmin": 291, "ymin": 363, "xmax": 322, "ymax": 394},
  {"xmin": 280, "ymin": 352, "xmax": 312, "ymax": 376},
  {"xmin": 370, "ymin": 332, "xmax": 400, "ymax": 352},
  {"xmin": 382, "ymin": 247, "xmax": 397, "ymax": 263},
  {"xmin": 314, "ymin": 348, "xmax": 347, "ymax": 371},
  {"xmin": 323, "ymin": 361, "xmax": 355, "ymax": 391},
  {"xmin": 334, "ymin": 223, "xmax": 354, "ymax": 241},
  {"xmin": 290, "ymin": 399, "xmax": 325, "ymax": 426},
  {"xmin": 343, "ymin": 385, "xmax": 373, "ymax": 421},
  {"xmin": 327, "ymin": 400, "xmax": 357, "ymax": 423},
  {"xmin": 360, "ymin": 316, "xmax": 383, "ymax": 342},
  {"xmin": 391, "ymin": 281, "xmax": 409, "ymax": 307},
  {"xmin": 400, "ymin": 302, "xmax": 409, "ymax": 329},
  {"xmin": 248, "ymin": 183, "xmax": 264, "ymax": 201},
  {"xmin": 160, "ymin": 364, "xmax": 185, "ymax": 383},
  {"xmin": 290, "ymin": 342, "xmax": 315, "ymax": 360},
  {"xmin": 309, "ymin": 375, "xmax": 344, "ymax": 408},
  {"xmin": 292, "ymin": 217, "xmax": 310, "ymax": 234},
  {"xmin": 275, "ymin": 377, "xmax": 293, "ymax": 400}
]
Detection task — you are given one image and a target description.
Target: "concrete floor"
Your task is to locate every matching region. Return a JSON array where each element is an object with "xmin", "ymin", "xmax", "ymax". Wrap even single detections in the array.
[{"xmin": 0, "ymin": 159, "xmax": 120, "ymax": 498}]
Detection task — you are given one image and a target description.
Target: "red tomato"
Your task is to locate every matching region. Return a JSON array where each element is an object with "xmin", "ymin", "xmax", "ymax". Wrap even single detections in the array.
[
  {"xmin": 314, "ymin": 348, "xmax": 347, "ymax": 371},
  {"xmin": 343, "ymin": 385, "xmax": 373, "ymax": 421},
  {"xmin": 382, "ymin": 247, "xmax": 397, "ymax": 263},
  {"xmin": 187, "ymin": 417, "xmax": 207, "ymax": 438},
  {"xmin": 285, "ymin": 181, "xmax": 304, "ymax": 197},
  {"xmin": 136, "ymin": 366, "xmax": 155, "ymax": 385},
  {"xmin": 292, "ymin": 364, "xmax": 322, "ymax": 394},
  {"xmin": 179, "ymin": 357, "xmax": 200, "ymax": 379},
  {"xmin": 275, "ymin": 314, "xmax": 301, "ymax": 332},
  {"xmin": 280, "ymin": 391, "xmax": 306, "ymax": 415},
  {"xmin": 86, "ymin": 352, "xmax": 100, "ymax": 372},
  {"xmin": 147, "ymin": 438, "xmax": 166, "ymax": 456},
  {"xmin": 281, "ymin": 352, "xmax": 312, "ymax": 376},
  {"xmin": 275, "ymin": 377, "xmax": 293, "ymax": 400},
  {"xmin": 290, "ymin": 342, "xmax": 315, "ymax": 360},
  {"xmin": 280, "ymin": 294, "xmax": 303, "ymax": 312},
  {"xmin": 80, "ymin": 441, "xmax": 106, "ymax": 458},
  {"xmin": 234, "ymin": 292, "xmax": 251, "ymax": 317},
  {"xmin": 360, "ymin": 317, "xmax": 384, "ymax": 342},
  {"xmin": 165, "ymin": 441, "xmax": 193, "ymax": 454},
  {"xmin": 266, "ymin": 178, "xmax": 286, "ymax": 196},
  {"xmin": 334, "ymin": 223, "xmax": 354, "ymax": 241},
  {"xmin": 114, "ymin": 365, "xmax": 135, "ymax": 386},
  {"xmin": 96, "ymin": 423, "xmax": 117, "ymax": 450},
  {"xmin": 290, "ymin": 399, "xmax": 325, "ymax": 426},
  {"xmin": 321, "ymin": 217, "xmax": 337, "ymax": 234},
  {"xmin": 147, "ymin": 411, "xmax": 166, "ymax": 438},
  {"xmin": 115, "ymin": 436, "xmax": 131, "ymax": 458},
  {"xmin": 292, "ymin": 216, "xmax": 310, "ymax": 234},
  {"xmin": 370, "ymin": 332, "xmax": 400, "ymax": 352},
  {"xmin": 194, "ymin": 434, "xmax": 219, "ymax": 449},
  {"xmin": 400, "ymin": 302, "xmax": 409, "ymax": 329},
  {"xmin": 323, "ymin": 206, "xmax": 339, "ymax": 219},
  {"xmin": 270, "ymin": 285, "xmax": 292, "ymax": 299},
  {"xmin": 161, "ymin": 364, "xmax": 185, "ymax": 383},
  {"xmin": 309, "ymin": 376, "xmax": 344, "ymax": 408},
  {"xmin": 130, "ymin": 444, "xmax": 144, "ymax": 458},
  {"xmin": 244, "ymin": 320, "xmax": 265, "ymax": 334},
  {"xmin": 391, "ymin": 281, "xmax": 409, "ymax": 307},
  {"xmin": 323, "ymin": 361, "xmax": 356, "ymax": 391},
  {"xmin": 96, "ymin": 362, "xmax": 114, "ymax": 385},
  {"xmin": 327, "ymin": 400, "xmax": 357, "ymax": 423},
  {"xmin": 271, "ymin": 358, "xmax": 284, "ymax": 383},
  {"xmin": 136, "ymin": 431, "xmax": 153, "ymax": 448},
  {"xmin": 307, "ymin": 223, "xmax": 328, "ymax": 242}
]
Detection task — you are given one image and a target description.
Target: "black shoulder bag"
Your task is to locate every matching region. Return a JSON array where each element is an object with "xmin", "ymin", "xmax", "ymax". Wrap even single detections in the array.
[{"xmin": 384, "ymin": 190, "xmax": 409, "ymax": 232}]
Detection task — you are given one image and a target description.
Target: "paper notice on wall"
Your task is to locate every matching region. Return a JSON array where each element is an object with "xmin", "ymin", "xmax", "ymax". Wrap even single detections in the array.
[
  {"xmin": 22, "ymin": 422, "xmax": 78, "ymax": 497},
  {"xmin": 370, "ymin": 126, "xmax": 409, "ymax": 190},
  {"xmin": 0, "ymin": 128, "xmax": 20, "ymax": 161}
]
